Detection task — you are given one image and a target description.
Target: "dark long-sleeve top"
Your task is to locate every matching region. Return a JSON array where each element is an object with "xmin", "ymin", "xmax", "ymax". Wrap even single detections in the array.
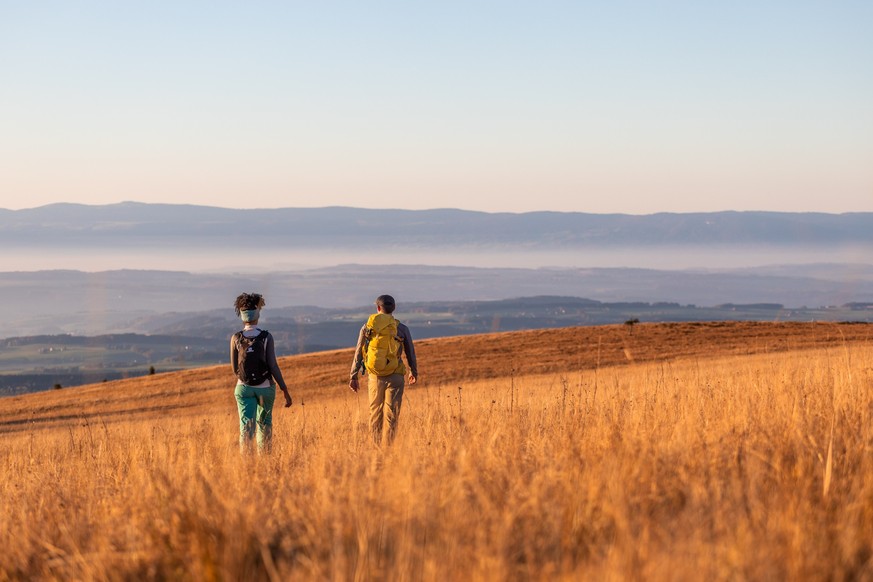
[
  {"xmin": 350, "ymin": 320, "xmax": 418, "ymax": 379},
  {"xmin": 230, "ymin": 326, "xmax": 289, "ymax": 391}
]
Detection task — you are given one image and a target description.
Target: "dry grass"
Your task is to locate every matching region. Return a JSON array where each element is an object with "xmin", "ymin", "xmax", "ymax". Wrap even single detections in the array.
[
  {"xmin": 2, "ymin": 323, "xmax": 873, "ymax": 580},
  {"xmin": 3, "ymin": 321, "xmax": 871, "ymax": 433}
]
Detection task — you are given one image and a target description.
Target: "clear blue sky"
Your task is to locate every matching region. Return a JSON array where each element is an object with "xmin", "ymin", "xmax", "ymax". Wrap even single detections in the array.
[{"xmin": 1, "ymin": 1, "xmax": 870, "ymax": 214}]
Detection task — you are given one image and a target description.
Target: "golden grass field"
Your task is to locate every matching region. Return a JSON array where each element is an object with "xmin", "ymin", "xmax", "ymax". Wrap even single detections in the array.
[{"xmin": 1, "ymin": 321, "xmax": 872, "ymax": 580}]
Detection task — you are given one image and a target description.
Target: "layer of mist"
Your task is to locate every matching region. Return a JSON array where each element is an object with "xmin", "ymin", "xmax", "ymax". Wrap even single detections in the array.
[{"xmin": 7, "ymin": 242, "xmax": 873, "ymax": 273}]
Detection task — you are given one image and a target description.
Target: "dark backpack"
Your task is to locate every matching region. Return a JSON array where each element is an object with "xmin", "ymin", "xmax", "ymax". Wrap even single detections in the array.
[{"xmin": 234, "ymin": 329, "xmax": 271, "ymax": 385}]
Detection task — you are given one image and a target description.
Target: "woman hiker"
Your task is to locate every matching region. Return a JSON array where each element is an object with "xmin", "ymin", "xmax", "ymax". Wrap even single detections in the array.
[{"xmin": 231, "ymin": 292, "xmax": 292, "ymax": 453}]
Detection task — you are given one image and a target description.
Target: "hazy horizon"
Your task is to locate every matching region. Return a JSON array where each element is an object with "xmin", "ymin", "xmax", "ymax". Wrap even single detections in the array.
[
  {"xmin": 4, "ymin": 201, "xmax": 873, "ymax": 216},
  {"xmin": 7, "ymin": 243, "xmax": 873, "ymax": 274}
]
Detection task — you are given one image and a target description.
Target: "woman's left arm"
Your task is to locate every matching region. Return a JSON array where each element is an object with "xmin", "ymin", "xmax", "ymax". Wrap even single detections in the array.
[{"xmin": 265, "ymin": 334, "xmax": 292, "ymax": 406}]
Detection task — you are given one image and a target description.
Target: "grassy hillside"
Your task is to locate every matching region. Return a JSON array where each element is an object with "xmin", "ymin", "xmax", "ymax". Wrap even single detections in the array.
[
  {"xmin": 3, "ymin": 321, "xmax": 870, "ymax": 432},
  {"xmin": 2, "ymin": 322, "xmax": 872, "ymax": 580},
  {"xmin": 4, "ymin": 296, "xmax": 872, "ymax": 397}
]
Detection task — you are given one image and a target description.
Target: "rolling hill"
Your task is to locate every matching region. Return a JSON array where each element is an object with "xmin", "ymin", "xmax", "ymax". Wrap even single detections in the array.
[
  {"xmin": 4, "ymin": 320, "xmax": 871, "ymax": 433},
  {"xmin": 3, "ymin": 320, "xmax": 873, "ymax": 580}
]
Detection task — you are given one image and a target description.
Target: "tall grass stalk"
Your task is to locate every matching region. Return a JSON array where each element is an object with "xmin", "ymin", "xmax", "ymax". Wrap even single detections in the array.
[{"xmin": 2, "ymin": 346, "xmax": 872, "ymax": 580}]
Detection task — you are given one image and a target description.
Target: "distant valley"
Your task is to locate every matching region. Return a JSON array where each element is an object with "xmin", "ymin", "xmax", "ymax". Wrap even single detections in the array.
[
  {"xmin": 3, "ymin": 264, "xmax": 873, "ymax": 337},
  {"xmin": 3, "ymin": 203, "xmax": 873, "ymax": 395}
]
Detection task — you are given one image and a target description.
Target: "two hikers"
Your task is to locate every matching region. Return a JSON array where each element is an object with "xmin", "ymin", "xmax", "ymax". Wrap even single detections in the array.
[
  {"xmin": 230, "ymin": 292, "xmax": 292, "ymax": 453},
  {"xmin": 349, "ymin": 294, "xmax": 418, "ymax": 445},
  {"xmin": 229, "ymin": 292, "xmax": 417, "ymax": 450}
]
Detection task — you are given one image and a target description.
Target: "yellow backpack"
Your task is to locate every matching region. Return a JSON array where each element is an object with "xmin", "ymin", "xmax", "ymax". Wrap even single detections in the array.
[{"xmin": 363, "ymin": 313, "xmax": 406, "ymax": 376}]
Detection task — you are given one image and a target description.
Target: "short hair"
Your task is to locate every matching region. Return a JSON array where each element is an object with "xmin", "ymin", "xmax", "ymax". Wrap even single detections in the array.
[
  {"xmin": 375, "ymin": 294, "xmax": 396, "ymax": 314},
  {"xmin": 234, "ymin": 292, "xmax": 265, "ymax": 317}
]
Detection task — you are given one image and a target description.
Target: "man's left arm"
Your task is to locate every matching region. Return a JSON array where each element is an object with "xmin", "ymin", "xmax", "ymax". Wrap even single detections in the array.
[{"xmin": 400, "ymin": 323, "xmax": 418, "ymax": 384}]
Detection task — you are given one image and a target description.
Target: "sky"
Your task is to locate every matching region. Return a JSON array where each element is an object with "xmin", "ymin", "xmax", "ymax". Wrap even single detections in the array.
[{"xmin": 1, "ymin": 1, "xmax": 871, "ymax": 215}]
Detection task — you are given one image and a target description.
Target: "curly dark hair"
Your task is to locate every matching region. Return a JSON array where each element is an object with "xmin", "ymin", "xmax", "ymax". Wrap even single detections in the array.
[{"xmin": 234, "ymin": 292, "xmax": 265, "ymax": 317}]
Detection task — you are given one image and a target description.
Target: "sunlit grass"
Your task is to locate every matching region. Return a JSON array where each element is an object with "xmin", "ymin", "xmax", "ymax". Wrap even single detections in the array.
[{"xmin": 2, "ymin": 344, "xmax": 872, "ymax": 580}]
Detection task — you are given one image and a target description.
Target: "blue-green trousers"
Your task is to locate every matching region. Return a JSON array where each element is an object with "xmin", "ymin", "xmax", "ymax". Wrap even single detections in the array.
[{"xmin": 234, "ymin": 383, "xmax": 276, "ymax": 452}]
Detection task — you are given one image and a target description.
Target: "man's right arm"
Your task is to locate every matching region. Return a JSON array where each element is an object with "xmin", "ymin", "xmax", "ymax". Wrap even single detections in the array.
[
  {"xmin": 350, "ymin": 325, "xmax": 366, "ymax": 378},
  {"xmin": 348, "ymin": 325, "xmax": 366, "ymax": 392}
]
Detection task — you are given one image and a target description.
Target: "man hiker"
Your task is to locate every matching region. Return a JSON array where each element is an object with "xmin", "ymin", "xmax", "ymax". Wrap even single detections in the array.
[
  {"xmin": 231, "ymin": 292, "xmax": 292, "ymax": 453},
  {"xmin": 349, "ymin": 294, "xmax": 418, "ymax": 445}
]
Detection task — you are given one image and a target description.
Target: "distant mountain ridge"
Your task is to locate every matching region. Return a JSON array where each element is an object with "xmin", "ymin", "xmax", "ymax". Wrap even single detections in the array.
[{"xmin": 2, "ymin": 202, "xmax": 872, "ymax": 246}]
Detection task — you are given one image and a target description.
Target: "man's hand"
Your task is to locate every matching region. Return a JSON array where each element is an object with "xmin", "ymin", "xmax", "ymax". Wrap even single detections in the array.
[
  {"xmin": 349, "ymin": 376, "xmax": 359, "ymax": 392},
  {"xmin": 408, "ymin": 374, "xmax": 417, "ymax": 385},
  {"xmin": 282, "ymin": 390, "xmax": 292, "ymax": 407}
]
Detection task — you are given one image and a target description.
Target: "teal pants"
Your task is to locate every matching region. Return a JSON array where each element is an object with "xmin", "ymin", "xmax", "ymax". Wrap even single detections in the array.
[{"xmin": 234, "ymin": 383, "xmax": 276, "ymax": 452}]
